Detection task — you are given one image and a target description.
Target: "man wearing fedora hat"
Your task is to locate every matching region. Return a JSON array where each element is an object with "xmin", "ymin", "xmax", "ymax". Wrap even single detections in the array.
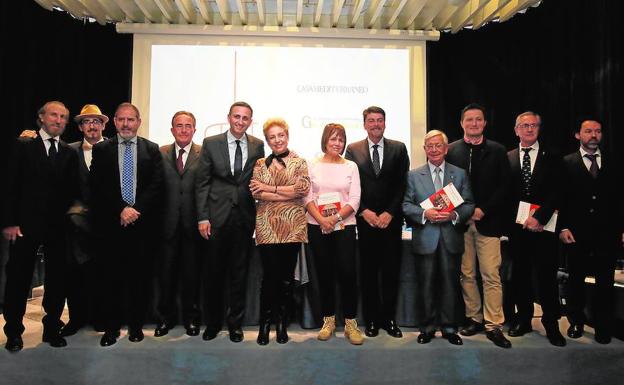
[{"xmin": 61, "ymin": 104, "xmax": 109, "ymax": 337}]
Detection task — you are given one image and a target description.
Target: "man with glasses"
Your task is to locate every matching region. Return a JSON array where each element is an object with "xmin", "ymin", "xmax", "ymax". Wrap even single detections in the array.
[
  {"xmin": 403, "ymin": 130, "xmax": 474, "ymax": 345},
  {"xmin": 506, "ymin": 111, "xmax": 566, "ymax": 346},
  {"xmin": 59, "ymin": 105, "xmax": 109, "ymax": 337}
]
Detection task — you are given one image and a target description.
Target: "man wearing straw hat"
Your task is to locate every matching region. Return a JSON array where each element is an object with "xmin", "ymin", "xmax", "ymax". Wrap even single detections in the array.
[{"xmin": 60, "ymin": 104, "xmax": 109, "ymax": 337}]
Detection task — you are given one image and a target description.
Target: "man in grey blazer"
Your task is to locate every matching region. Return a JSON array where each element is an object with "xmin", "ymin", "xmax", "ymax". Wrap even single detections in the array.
[
  {"xmin": 403, "ymin": 130, "xmax": 474, "ymax": 345},
  {"xmin": 154, "ymin": 111, "xmax": 203, "ymax": 338},
  {"xmin": 196, "ymin": 101, "xmax": 265, "ymax": 342}
]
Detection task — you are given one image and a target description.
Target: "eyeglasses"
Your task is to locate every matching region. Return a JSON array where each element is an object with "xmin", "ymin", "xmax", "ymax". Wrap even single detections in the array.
[
  {"xmin": 424, "ymin": 143, "xmax": 446, "ymax": 151},
  {"xmin": 516, "ymin": 123, "xmax": 540, "ymax": 129},
  {"xmin": 81, "ymin": 119, "xmax": 103, "ymax": 126}
]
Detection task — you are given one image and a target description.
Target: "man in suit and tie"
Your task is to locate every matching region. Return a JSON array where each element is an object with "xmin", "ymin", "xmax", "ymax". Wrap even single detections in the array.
[
  {"xmin": 196, "ymin": 101, "xmax": 265, "ymax": 342},
  {"xmin": 2, "ymin": 101, "xmax": 79, "ymax": 352},
  {"xmin": 153, "ymin": 111, "xmax": 203, "ymax": 338},
  {"xmin": 61, "ymin": 104, "xmax": 108, "ymax": 337},
  {"xmin": 559, "ymin": 118, "xmax": 623, "ymax": 344},
  {"xmin": 402, "ymin": 130, "xmax": 474, "ymax": 345},
  {"xmin": 90, "ymin": 102, "xmax": 164, "ymax": 347},
  {"xmin": 345, "ymin": 106, "xmax": 409, "ymax": 338},
  {"xmin": 446, "ymin": 103, "xmax": 512, "ymax": 348},
  {"xmin": 506, "ymin": 111, "xmax": 566, "ymax": 346}
]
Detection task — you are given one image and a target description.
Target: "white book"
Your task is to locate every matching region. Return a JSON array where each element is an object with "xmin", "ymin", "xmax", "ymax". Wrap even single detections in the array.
[{"xmin": 515, "ymin": 201, "xmax": 558, "ymax": 233}]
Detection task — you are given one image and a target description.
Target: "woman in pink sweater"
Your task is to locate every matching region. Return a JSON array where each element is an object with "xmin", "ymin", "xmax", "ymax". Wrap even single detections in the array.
[{"xmin": 305, "ymin": 123, "xmax": 363, "ymax": 345}]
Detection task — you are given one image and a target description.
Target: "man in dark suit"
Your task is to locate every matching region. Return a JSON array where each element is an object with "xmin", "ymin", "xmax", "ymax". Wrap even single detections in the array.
[
  {"xmin": 2, "ymin": 101, "xmax": 79, "ymax": 352},
  {"xmin": 403, "ymin": 130, "xmax": 474, "ymax": 345},
  {"xmin": 58, "ymin": 104, "xmax": 108, "ymax": 337},
  {"xmin": 559, "ymin": 118, "xmax": 623, "ymax": 344},
  {"xmin": 506, "ymin": 111, "xmax": 566, "ymax": 346},
  {"xmin": 90, "ymin": 102, "xmax": 163, "ymax": 347},
  {"xmin": 196, "ymin": 101, "xmax": 264, "ymax": 342},
  {"xmin": 446, "ymin": 103, "xmax": 512, "ymax": 348},
  {"xmin": 153, "ymin": 111, "xmax": 203, "ymax": 338},
  {"xmin": 345, "ymin": 106, "xmax": 409, "ymax": 338}
]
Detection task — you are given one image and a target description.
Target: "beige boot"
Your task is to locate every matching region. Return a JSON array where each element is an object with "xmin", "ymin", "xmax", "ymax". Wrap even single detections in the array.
[
  {"xmin": 318, "ymin": 315, "xmax": 336, "ymax": 341},
  {"xmin": 344, "ymin": 318, "xmax": 364, "ymax": 345}
]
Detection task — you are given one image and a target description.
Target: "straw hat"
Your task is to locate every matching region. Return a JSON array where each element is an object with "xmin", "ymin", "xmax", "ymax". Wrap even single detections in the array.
[{"xmin": 74, "ymin": 104, "xmax": 109, "ymax": 124}]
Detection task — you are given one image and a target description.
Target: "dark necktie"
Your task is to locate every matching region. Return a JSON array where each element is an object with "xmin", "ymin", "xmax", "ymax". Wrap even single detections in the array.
[
  {"xmin": 176, "ymin": 148, "xmax": 185, "ymax": 174},
  {"xmin": 584, "ymin": 153, "xmax": 599, "ymax": 179},
  {"xmin": 372, "ymin": 144, "xmax": 381, "ymax": 176},
  {"xmin": 234, "ymin": 140, "xmax": 243, "ymax": 180},
  {"xmin": 48, "ymin": 138, "xmax": 57, "ymax": 160},
  {"xmin": 521, "ymin": 147, "xmax": 532, "ymax": 196}
]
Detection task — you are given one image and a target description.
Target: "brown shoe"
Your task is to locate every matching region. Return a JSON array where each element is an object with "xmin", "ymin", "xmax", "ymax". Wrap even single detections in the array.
[{"xmin": 344, "ymin": 318, "xmax": 364, "ymax": 345}]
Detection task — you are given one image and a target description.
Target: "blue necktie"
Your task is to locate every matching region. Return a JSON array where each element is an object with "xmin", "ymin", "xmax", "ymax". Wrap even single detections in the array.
[
  {"xmin": 122, "ymin": 141, "xmax": 134, "ymax": 205},
  {"xmin": 434, "ymin": 167, "xmax": 442, "ymax": 190}
]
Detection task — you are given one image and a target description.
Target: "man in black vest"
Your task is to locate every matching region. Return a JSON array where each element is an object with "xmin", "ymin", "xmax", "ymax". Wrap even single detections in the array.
[
  {"xmin": 446, "ymin": 103, "xmax": 511, "ymax": 348},
  {"xmin": 2, "ymin": 101, "xmax": 79, "ymax": 352},
  {"xmin": 559, "ymin": 118, "xmax": 623, "ymax": 344}
]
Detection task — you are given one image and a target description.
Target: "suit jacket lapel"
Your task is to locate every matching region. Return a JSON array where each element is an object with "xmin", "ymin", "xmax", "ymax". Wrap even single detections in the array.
[
  {"xmin": 359, "ymin": 140, "xmax": 376, "ymax": 177},
  {"xmin": 183, "ymin": 143, "xmax": 200, "ymax": 174},
  {"xmin": 219, "ymin": 133, "xmax": 234, "ymax": 178},
  {"xmin": 418, "ymin": 166, "xmax": 436, "ymax": 196}
]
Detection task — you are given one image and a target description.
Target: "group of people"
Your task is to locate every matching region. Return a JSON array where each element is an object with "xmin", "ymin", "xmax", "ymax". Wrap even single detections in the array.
[{"xmin": 2, "ymin": 100, "xmax": 621, "ymax": 353}]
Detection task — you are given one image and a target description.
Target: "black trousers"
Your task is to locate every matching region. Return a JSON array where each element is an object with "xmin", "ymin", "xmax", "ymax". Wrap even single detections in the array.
[
  {"xmin": 308, "ymin": 224, "xmax": 358, "ymax": 319},
  {"xmin": 65, "ymin": 258, "xmax": 96, "ymax": 327},
  {"xmin": 3, "ymin": 234, "xmax": 67, "ymax": 337},
  {"xmin": 356, "ymin": 219, "xmax": 402, "ymax": 324},
  {"xmin": 509, "ymin": 229, "xmax": 561, "ymax": 326},
  {"xmin": 257, "ymin": 243, "xmax": 300, "ymax": 322},
  {"xmin": 99, "ymin": 225, "xmax": 151, "ymax": 333},
  {"xmin": 415, "ymin": 239, "xmax": 463, "ymax": 334},
  {"xmin": 566, "ymin": 243, "xmax": 615, "ymax": 334},
  {"xmin": 203, "ymin": 209, "xmax": 253, "ymax": 330},
  {"xmin": 154, "ymin": 226, "xmax": 202, "ymax": 327}
]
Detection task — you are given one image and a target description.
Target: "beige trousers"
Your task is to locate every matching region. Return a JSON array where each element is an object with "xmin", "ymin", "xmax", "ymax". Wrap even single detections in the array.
[{"xmin": 460, "ymin": 223, "xmax": 504, "ymax": 330}]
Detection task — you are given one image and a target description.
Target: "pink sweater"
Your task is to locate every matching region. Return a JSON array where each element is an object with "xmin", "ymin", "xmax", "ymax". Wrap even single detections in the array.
[{"xmin": 304, "ymin": 157, "xmax": 361, "ymax": 226}]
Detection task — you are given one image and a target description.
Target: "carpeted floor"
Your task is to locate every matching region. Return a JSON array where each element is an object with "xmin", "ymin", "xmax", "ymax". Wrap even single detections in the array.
[{"xmin": 1, "ymin": 293, "xmax": 623, "ymax": 385}]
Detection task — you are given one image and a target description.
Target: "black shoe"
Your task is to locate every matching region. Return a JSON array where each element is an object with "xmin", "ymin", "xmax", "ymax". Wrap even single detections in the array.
[
  {"xmin": 100, "ymin": 331, "xmax": 120, "ymax": 347},
  {"xmin": 275, "ymin": 320, "xmax": 288, "ymax": 344},
  {"xmin": 43, "ymin": 330, "xmax": 67, "ymax": 348},
  {"xmin": 154, "ymin": 323, "xmax": 173, "ymax": 337},
  {"xmin": 486, "ymin": 329, "xmax": 512, "ymax": 348},
  {"xmin": 417, "ymin": 331, "xmax": 435, "ymax": 344},
  {"xmin": 566, "ymin": 324, "xmax": 584, "ymax": 339},
  {"xmin": 508, "ymin": 322, "xmax": 532, "ymax": 337},
  {"xmin": 365, "ymin": 321, "xmax": 379, "ymax": 337},
  {"xmin": 228, "ymin": 327, "xmax": 244, "ymax": 343},
  {"xmin": 460, "ymin": 320, "xmax": 485, "ymax": 336},
  {"xmin": 544, "ymin": 326, "xmax": 566, "ymax": 347},
  {"xmin": 185, "ymin": 324, "xmax": 200, "ymax": 337},
  {"xmin": 128, "ymin": 329, "xmax": 144, "ymax": 343},
  {"xmin": 202, "ymin": 327, "xmax": 218, "ymax": 341},
  {"xmin": 382, "ymin": 320, "xmax": 403, "ymax": 338},
  {"xmin": 442, "ymin": 332, "xmax": 463, "ymax": 346},
  {"xmin": 60, "ymin": 321, "xmax": 84, "ymax": 337},
  {"xmin": 594, "ymin": 330, "xmax": 612, "ymax": 344},
  {"xmin": 5, "ymin": 336, "xmax": 23, "ymax": 352},
  {"xmin": 257, "ymin": 322, "xmax": 270, "ymax": 345}
]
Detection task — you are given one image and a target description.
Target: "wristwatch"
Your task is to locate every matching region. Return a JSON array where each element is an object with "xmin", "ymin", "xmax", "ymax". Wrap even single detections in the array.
[{"xmin": 335, "ymin": 213, "xmax": 343, "ymax": 222}]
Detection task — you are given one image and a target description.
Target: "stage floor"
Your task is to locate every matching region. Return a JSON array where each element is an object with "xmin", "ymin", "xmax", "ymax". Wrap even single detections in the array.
[{"xmin": 1, "ymin": 290, "xmax": 623, "ymax": 385}]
